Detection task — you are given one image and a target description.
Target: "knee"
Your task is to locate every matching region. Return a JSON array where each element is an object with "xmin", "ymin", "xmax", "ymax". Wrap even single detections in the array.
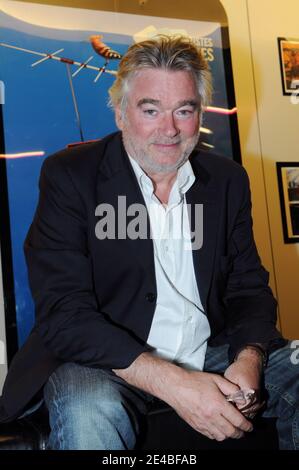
[
  {"xmin": 45, "ymin": 363, "xmax": 125, "ymax": 420},
  {"xmin": 49, "ymin": 395, "xmax": 136, "ymax": 450},
  {"xmin": 57, "ymin": 392, "xmax": 128, "ymax": 438},
  {"xmin": 44, "ymin": 363, "xmax": 137, "ymax": 449}
]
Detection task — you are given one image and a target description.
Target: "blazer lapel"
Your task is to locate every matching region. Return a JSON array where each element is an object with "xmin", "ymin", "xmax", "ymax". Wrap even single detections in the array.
[
  {"xmin": 95, "ymin": 133, "xmax": 156, "ymax": 277},
  {"xmin": 186, "ymin": 155, "xmax": 220, "ymax": 312}
]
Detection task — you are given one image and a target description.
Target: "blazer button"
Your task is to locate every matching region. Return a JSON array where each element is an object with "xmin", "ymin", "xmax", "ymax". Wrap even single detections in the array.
[{"xmin": 145, "ymin": 292, "xmax": 156, "ymax": 303}]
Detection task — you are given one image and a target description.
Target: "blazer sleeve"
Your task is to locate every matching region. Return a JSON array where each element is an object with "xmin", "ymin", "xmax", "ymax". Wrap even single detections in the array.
[
  {"xmin": 222, "ymin": 167, "xmax": 286, "ymax": 361},
  {"xmin": 24, "ymin": 154, "xmax": 151, "ymax": 369}
]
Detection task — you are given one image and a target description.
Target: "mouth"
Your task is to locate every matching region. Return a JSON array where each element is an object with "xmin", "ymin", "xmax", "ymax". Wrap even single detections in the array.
[{"xmin": 152, "ymin": 142, "xmax": 180, "ymax": 149}]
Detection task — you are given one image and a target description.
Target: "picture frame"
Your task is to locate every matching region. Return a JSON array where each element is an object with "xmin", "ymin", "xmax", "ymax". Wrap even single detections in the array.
[
  {"xmin": 276, "ymin": 162, "xmax": 299, "ymax": 243},
  {"xmin": 278, "ymin": 37, "xmax": 299, "ymax": 95}
]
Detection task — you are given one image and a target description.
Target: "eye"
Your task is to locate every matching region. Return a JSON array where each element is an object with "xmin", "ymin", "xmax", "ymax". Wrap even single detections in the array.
[
  {"xmin": 143, "ymin": 108, "xmax": 158, "ymax": 116},
  {"xmin": 176, "ymin": 108, "xmax": 194, "ymax": 117}
]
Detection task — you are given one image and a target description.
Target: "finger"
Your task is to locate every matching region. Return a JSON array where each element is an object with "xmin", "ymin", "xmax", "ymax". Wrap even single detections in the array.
[
  {"xmin": 223, "ymin": 402, "xmax": 254, "ymax": 433},
  {"xmin": 202, "ymin": 430, "xmax": 215, "ymax": 440},
  {"xmin": 208, "ymin": 423, "xmax": 227, "ymax": 442},
  {"xmin": 214, "ymin": 375, "xmax": 240, "ymax": 396},
  {"xmin": 191, "ymin": 424, "xmax": 215, "ymax": 441},
  {"xmin": 188, "ymin": 419, "xmax": 216, "ymax": 441},
  {"xmin": 216, "ymin": 414, "xmax": 245, "ymax": 439}
]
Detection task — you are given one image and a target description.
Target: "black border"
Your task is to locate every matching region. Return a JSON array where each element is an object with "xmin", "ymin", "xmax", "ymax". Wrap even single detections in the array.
[
  {"xmin": 0, "ymin": 103, "xmax": 19, "ymax": 364},
  {"xmin": 276, "ymin": 161, "xmax": 299, "ymax": 244},
  {"xmin": 277, "ymin": 37, "xmax": 299, "ymax": 96}
]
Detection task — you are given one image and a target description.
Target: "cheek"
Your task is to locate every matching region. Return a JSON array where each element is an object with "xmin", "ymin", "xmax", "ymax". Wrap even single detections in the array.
[
  {"xmin": 131, "ymin": 121, "xmax": 156, "ymax": 141},
  {"xmin": 183, "ymin": 120, "xmax": 200, "ymax": 137}
]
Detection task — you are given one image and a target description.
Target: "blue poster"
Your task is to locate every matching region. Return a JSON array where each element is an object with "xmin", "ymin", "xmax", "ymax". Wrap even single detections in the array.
[{"xmin": 0, "ymin": 4, "xmax": 238, "ymax": 346}]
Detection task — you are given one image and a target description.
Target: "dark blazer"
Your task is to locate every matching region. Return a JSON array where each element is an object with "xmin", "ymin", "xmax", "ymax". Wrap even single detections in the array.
[{"xmin": 0, "ymin": 132, "xmax": 286, "ymax": 422}]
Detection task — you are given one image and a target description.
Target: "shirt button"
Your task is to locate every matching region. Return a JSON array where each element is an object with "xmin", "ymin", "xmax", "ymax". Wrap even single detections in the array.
[{"xmin": 145, "ymin": 292, "xmax": 156, "ymax": 303}]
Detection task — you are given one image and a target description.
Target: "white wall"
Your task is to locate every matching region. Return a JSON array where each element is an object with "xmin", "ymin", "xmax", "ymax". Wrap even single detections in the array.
[
  {"xmin": 247, "ymin": 0, "xmax": 299, "ymax": 339},
  {"xmin": 221, "ymin": 0, "xmax": 299, "ymax": 338}
]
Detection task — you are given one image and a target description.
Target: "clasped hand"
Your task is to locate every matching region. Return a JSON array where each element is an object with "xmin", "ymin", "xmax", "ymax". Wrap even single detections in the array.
[{"xmin": 167, "ymin": 357, "xmax": 263, "ymax": 441}]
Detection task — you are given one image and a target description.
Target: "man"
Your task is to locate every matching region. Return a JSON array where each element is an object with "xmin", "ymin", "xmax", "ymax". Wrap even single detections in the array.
[{"xmin": 0, "ymin": 36, "xmax": 297, "ymax": 450}]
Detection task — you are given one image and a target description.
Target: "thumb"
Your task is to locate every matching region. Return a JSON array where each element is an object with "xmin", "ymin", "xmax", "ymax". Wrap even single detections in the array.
[{"xmin": 213, "ymin": 375, "xmax": 240, "ymax": 396}]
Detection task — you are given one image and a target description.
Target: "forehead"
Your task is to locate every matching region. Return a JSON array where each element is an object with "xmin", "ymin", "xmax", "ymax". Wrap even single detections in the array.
[{"xmin": 127, "ymin": 68, "xmax": 198, "ymax": 105}]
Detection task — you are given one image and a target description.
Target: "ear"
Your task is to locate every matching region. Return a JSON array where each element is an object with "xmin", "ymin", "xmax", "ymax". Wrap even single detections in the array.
[{"xmin": 115, "ymin": 105, "xmax": 123, "ymax": 130}]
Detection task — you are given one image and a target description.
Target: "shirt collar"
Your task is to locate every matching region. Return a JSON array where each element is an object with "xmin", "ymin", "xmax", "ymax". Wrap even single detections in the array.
[{"xmin": 128, "ymin": 155, "xmax": 195, "ymax": 199}]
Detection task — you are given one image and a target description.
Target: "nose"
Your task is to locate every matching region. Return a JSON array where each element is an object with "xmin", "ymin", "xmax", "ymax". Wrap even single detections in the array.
[{"xmin": 160, "ymin": 112, "xmax": 179, "ymax": 138}]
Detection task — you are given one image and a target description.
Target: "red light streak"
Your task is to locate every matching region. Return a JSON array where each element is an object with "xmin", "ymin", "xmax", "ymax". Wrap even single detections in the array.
[
  {"xmin": 206, "ymin": 106, "xmax": 237, "ymax": 115},
  {"xmin": 0, "ymin": 151, "xmax": 45, "ymax": 159}
]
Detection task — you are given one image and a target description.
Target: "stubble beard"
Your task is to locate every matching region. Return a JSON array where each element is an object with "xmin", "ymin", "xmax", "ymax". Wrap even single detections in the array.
[{"xmin": 122, "ymin": 132, "xmax": 199, "ymax": 175}]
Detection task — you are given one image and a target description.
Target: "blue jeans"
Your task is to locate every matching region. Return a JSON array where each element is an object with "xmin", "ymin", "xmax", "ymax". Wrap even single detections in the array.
[
  {"xmin": 43, "ymin": 342, "xmax": 299, "ymax": 450},
  {"xmin": 43, "ymin": 364, "xmax": 153, "ymax": 450}
]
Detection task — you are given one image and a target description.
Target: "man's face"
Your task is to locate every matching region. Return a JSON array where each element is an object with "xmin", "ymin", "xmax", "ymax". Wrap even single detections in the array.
[{"xmin": 115, "ymin": 69, "xmax": 201, "ymax": 175}]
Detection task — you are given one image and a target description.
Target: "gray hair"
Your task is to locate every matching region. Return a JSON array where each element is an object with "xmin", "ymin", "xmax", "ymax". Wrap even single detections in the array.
[{"xmin": 108, "ymin": 35, "xmax": 212, "ymax": 112}]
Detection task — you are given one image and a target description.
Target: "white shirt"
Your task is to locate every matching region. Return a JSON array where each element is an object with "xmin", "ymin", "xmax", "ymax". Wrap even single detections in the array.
[{"xmin": 129, "ymin": 156, "xmax": 211, "ymax": 371}]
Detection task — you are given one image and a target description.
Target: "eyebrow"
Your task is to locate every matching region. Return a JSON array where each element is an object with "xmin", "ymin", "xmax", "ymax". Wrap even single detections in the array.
[
  {"xmin": 137, "ymin": 98, "xmax": 160, "ymax": 107},
  {"xmin": 176, "ymin": 99, "xmax": 200, "ymax": 108},
  {"xmin": 137, "ymin": 98, "xmax": 200, "ymax": 108}
]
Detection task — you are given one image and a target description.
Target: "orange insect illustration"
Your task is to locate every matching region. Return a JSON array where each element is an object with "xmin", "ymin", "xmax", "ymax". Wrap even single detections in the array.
[
  {"xmin": 89, "ymin": 35, "xmax": 122, "ymax": 82},
  {"xmin": 90, "ymin": 35, "xmax": 122, "ymax": 61}
]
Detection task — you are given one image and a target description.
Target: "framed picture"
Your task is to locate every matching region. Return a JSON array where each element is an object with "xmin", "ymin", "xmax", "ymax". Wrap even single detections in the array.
[
  {"xmin": 276, "ymin": 162, "xmax": 299, "ymax": 243},
  {"xmin": 278, "ymin": 37, "xmax": 299, "ymax": 94}
]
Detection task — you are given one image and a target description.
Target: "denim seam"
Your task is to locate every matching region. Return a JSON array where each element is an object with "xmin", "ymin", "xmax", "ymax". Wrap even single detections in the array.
[
  {"xmin": 47, "ymin": 373, "xmax": 65, "ymax": 450},
  {"xmin": 266, "ymin": 382, "xmax": 297, "ymax": 408}
]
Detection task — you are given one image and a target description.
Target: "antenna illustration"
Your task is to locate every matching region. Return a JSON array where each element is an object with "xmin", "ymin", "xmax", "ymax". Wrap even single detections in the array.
[{"xmin": 0, "ymin": 36, "xmax": 122, "ymax": 141}]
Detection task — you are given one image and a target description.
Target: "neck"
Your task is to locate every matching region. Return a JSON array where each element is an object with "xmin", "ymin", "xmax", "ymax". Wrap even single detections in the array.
[{"xmin": 146, "ymin": 170, "xmax": 178, "ymax": 205}]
